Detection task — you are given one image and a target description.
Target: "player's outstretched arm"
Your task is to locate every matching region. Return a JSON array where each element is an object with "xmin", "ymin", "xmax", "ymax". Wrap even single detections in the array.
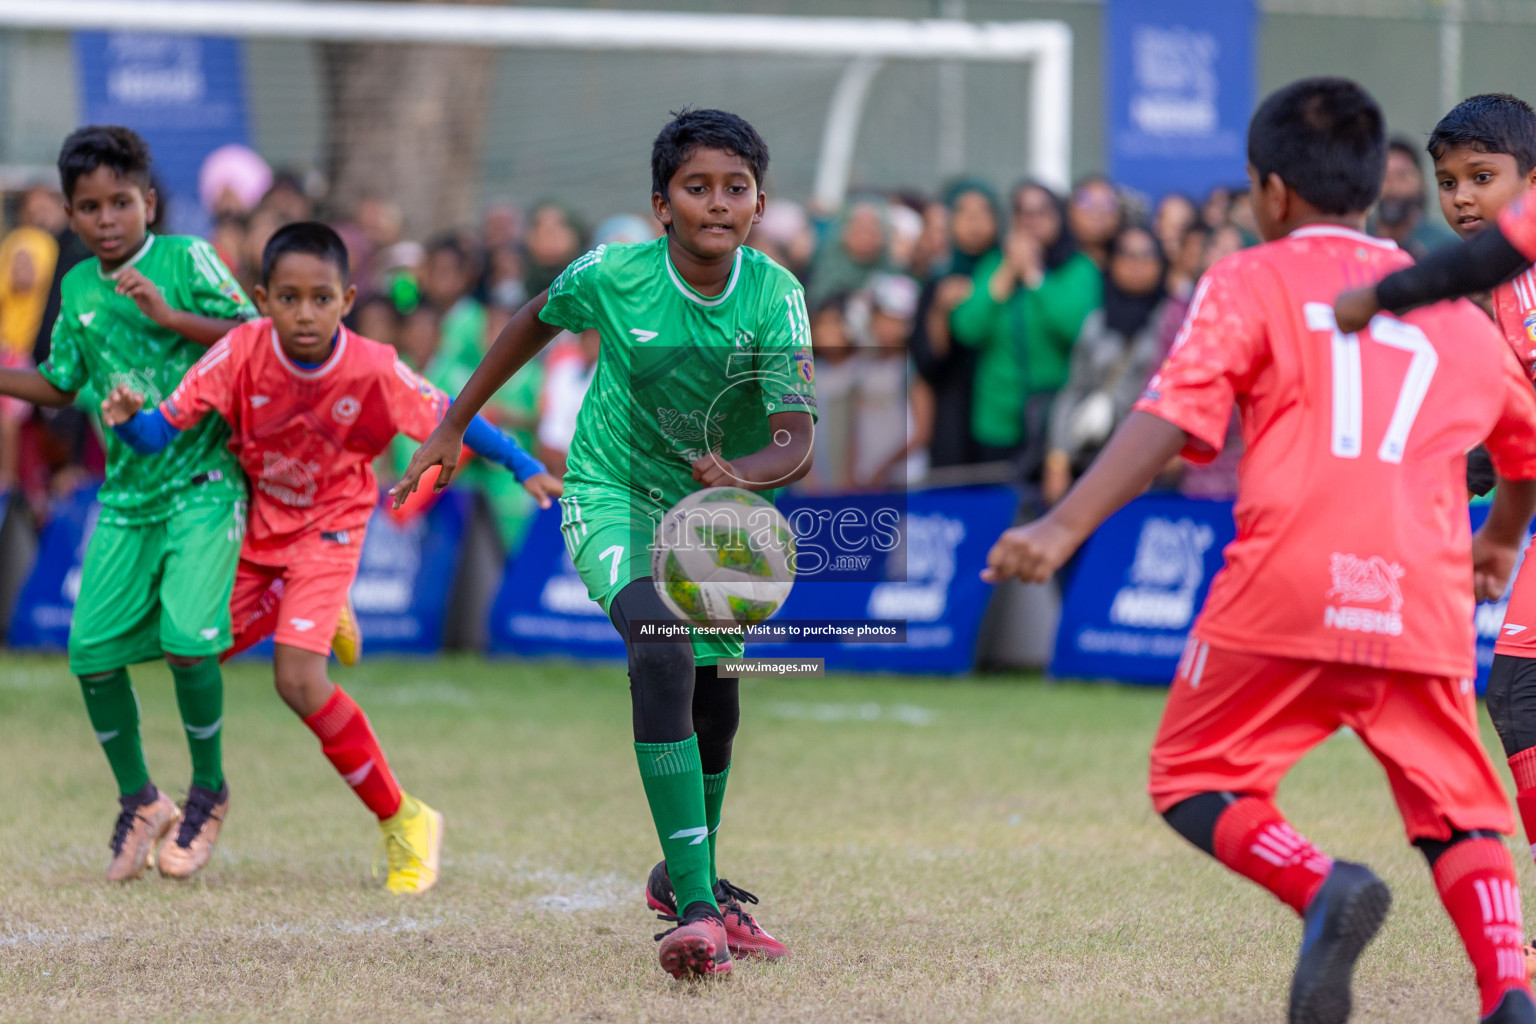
[
  {"xmin": 392, "ymin": 293, "xmax": 562, "ymax": 507},
  {"xmin": 983, "ymin": 410, "xmax": 1188, "ymax": 584},
  {"xmin": 460, "ymin": 412, "xmax": 563, "ymax": 510},
  {"xmin": 1335, "ymin": 226, "xmax": 1529, "ymax": 333},
  {"xmin": 690, "ymin": 411, "xmax": 814, "ymax": 492},
  {"xmin": 0, "ymin": 366, "xmax": 74, "ymax": 407},
  {"xmin": 1473, "ymin": 477, "xmax": 1536, "ymax": 601}
]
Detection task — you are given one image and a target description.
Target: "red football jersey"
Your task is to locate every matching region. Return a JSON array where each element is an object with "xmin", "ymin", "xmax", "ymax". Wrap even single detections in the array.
[
  {"xmin": 1135, "ymin": 225, "xmax": 1536, "ymax": 678},
  {"xmin": 161, "ymin": 318, "xmax": 447, "ymax": 563},
  {"xmin": 1490, "ymin": 268, "xmax": 1536, "ymax": 657},
  {"xmin": 1491, "ymin": 269, "xmax": 1536, "ymax": 381}
]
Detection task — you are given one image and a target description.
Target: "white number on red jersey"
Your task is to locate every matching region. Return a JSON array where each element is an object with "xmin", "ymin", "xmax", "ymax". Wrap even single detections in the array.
[{"xmin": 1305, "ymin": 303, "xmax": 1438, "ymax": 464}]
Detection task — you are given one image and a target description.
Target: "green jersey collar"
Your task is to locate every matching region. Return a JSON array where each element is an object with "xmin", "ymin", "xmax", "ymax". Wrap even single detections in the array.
[
  {"xmin": 664, "ymin": 245, "xmax": 741, "ymax": 308},
  {"xmin": 96, "ymin": 232, "xmax": 156, "ymax": 280}
]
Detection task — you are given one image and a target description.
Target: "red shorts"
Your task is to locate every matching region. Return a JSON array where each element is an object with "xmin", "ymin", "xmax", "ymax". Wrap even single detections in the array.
[
  {"xmin": 225, "ymin": 543, "xmax": 360, "ymax": 659},
  {"xmin": 1148, "ymin": 641, "xmax": 1512, "ymax": 843}
]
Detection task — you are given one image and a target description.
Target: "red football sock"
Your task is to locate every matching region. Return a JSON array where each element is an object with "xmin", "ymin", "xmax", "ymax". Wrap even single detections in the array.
[
  {"xmin": 302, "ymin": 687, "xmax": 403, "ymax": 820},
  {"xmin": 1509, "ymin": 748, "xmax": 1536, "ymax": 865},
  {"xmin": 1433, "ymin": 837, "xmax": 1532, "ymax": 1019},
  {"xmin": 1212, "ymin": 797, "xmax": 1333, "ymax": 916}
]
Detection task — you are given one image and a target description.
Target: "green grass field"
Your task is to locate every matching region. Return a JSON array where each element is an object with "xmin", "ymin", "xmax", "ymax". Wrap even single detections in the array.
[{"xmin": 0, "ymin": 654, "xmax": 1525, "ymax": 1023}]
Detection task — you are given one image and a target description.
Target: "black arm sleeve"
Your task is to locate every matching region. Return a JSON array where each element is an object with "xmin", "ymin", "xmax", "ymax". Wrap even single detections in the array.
[{"xmin": 1375, "ymin": 225, "xmax": 1529, "ymax": 315}]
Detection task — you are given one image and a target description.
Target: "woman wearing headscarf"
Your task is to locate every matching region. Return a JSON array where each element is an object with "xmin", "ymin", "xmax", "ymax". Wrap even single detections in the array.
[
  {"xmin": 949, "ymin": 179, "xmax": 1102, "ymax": 476},
  {"xmin": 908, "ymin": 179, "xmax": 1001, "ymax": 469},
  {"xmin": 1041, "ymin": 224, "xmax": 1170, "ymax": 504},
  {"xmin": 806, "ymin": 198, "xmax": 892, "ymax": 308}
]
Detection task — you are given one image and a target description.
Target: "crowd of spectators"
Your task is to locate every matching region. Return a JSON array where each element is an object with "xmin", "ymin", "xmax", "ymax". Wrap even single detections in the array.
[{"xmin": 0, "ymin": 137, "xmax": 1448, "ymax": 558}]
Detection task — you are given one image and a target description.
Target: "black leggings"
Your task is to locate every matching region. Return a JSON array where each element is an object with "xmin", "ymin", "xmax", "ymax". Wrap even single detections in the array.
[
  {"xmin": 608, "ymin": 579, "xmax": 740, "ymax": 774},
  {"xmin": 1486, "ymin": 654, "xmax": 1536, "ymax": 758}
]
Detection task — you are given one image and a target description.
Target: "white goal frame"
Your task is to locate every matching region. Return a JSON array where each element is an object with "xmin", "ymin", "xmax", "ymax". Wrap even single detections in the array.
[{"xmin": 0, "ymin": 0, "xmax": 1072, "ymax": 208}]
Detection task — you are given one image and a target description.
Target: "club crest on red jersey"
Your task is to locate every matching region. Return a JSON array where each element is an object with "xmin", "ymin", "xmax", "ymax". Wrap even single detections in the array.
[
  {"xmin": 332, "ymin": 396, "xmax": 361, "ymax": 423},
  {"xmin": 1523, "ymin": 310, "xmax": 1536, "ymax": 345}
]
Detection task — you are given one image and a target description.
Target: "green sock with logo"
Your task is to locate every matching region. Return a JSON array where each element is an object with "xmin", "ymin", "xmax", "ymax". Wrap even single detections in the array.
[
  {"xmin": 635, "ymin": 736, "xmax": 717, "ymax": 915},
  {"xmin": 702, "ymin": 764, "xmax": 730, "ymax": 886},
  {"xmin": 170, "ymin": 657, "xmax": 224, "ymax": 791},
  {"xmin": 78, "ymin": 669, "xmax": 151, "ymax": 797}
]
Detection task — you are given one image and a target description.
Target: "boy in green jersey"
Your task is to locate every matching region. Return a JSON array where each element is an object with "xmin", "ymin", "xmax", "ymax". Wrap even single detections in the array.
[
  {"xmin": 395, "ymin": 109, "xmax": 815, "ymax": 977},
  {"xmin": 0, "ymin": 127, "xmax": 254, "ymax": 882}
]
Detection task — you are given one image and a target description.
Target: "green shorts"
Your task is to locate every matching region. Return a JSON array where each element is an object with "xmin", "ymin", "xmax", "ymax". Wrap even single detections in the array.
[
  {"xmin": 68, "ymin": 498, "xmax": 244, "ymax": 675},
  {"xmin": 558, "ymin": 487, "xmax": 742, "ymax": 667}
]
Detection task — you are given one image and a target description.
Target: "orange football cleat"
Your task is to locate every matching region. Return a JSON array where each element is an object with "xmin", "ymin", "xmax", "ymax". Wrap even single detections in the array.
[
  {"xmin": 158, "ymin": 783, "xmax": 229, "ymax": 879},
  {"xmin": 106, "ymin": 787, "xmax": 180, "ymax": 882}
]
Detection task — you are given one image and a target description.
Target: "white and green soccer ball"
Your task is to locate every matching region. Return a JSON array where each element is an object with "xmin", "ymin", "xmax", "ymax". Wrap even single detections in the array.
[{"xmin": 652, "ymin": 487, "xmax": 796, "ymax": 626}]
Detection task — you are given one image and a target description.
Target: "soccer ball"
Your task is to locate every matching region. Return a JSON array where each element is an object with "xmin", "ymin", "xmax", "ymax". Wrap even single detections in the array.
[{"xmin": 652, "ymin": 487, "xmax": 796, "ymax": 626}]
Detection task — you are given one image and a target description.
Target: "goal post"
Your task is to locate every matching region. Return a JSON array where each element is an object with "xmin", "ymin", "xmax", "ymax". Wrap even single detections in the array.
[{"xmin": 0, "ymin": 0, "xmax": 1073, "ymax": 209}]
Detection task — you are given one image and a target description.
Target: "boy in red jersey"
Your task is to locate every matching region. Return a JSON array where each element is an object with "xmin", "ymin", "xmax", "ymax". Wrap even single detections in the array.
[
  {"xmin": 991, "ymin": 79, "xmax": 1536, "ymax": 1024},
  {"xmin": 103, "ymin": 223, "xmax": 560, "ymax": 892},
  {"xmin": 1345, "ymin": 93, "xmax": 1536, "ymax": 977}
]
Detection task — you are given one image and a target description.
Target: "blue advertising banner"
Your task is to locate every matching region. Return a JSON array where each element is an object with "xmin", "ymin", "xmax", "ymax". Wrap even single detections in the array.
[
  {"xmin": 74, "ymin": 32, "xmax": 250, "ymax": 238},
  {"xmin": 350, "ymin": 493, "xmax": 469, "ymax": 655},
  {"xmin": 1053, "ymin": 496, "xmax": 1521, "ymax": 692},
  {"xmin": 1051, "ymin": 493, "xmax": 1237, "ymax": 685},
  {"xmin": 12, "ymin": 491, "xmax": 467, "ymax": 659},
  {"xmin": 7, "ymin": 485, "xmax": 100, "ymax": 651},
  {"xmin": 1105, "ymin": 0, "xmax": 1256, "ymax": 202},
  {"xmin": 488, "ymin": 484, "xmax": 1019, "ymax": 674}
]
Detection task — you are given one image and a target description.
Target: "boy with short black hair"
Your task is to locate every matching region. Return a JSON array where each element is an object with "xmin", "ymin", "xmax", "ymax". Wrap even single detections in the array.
[
  {"xmin": 0, "ymin": 125, "xmax": 255, "ymax": 882},
  {"xmin": 395, "ymin": 108, "xmax": 815, "ymax": 977},
  {"xmin": 992, "ymin": 77, "xmax": 1536, "ymax": 1023},
  {"xmin": 102, "ymin": 221, "xmax": 559, "ymax": 892}
]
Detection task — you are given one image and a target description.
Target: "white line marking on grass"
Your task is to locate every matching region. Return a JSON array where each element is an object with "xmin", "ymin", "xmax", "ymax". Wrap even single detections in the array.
[
  {"xmin": 526, "ymin": 870, "xmax": 633, "ymax": 913},
  {"xmin": 769, "ymin": 702, "xmax": 937, "ymax": 725},
  {"xmin": 0, "ymin": 926, "xmax": 109, "ymax": 946}
]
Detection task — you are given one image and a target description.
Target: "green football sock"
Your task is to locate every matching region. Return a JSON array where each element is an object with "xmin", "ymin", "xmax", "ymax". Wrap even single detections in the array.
[
  {"xmin": 169, "ymin": 657, "xmax": 224, "ymax": 791},
  {"xmin": 702, "ymin": 764, "xmax": 730, "ymax": 886},
  {"xmin": 78, "ymin": 669, "xmax": 150, "ymax": 797},
  {"xmin": 635, "ymin": 736, "xmax": 717, "ymax": 915}
]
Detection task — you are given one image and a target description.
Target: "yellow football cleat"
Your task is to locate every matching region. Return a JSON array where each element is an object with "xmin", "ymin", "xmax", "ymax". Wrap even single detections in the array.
[
  {"xmin": 376, "ymin": 793, "xmax": 443, "ymax": 895},
  {"xmin": 332, "ymin": 595, "xmax": 362, "ymax": 667}
]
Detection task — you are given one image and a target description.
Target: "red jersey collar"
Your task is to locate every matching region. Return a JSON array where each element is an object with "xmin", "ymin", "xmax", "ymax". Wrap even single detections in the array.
[{"xmin": 271, "ymin": 323, "xmax": 349, "ymax": 379}]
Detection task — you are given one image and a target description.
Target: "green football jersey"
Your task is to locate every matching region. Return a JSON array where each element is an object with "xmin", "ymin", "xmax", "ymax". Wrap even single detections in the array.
[
  {"xmin": 39, "ymin": 233, "xmax": 255, "ymax": 524},
  {"xmin": 539, "ymin": 238, "xmax": 816, "ymax": 510}
]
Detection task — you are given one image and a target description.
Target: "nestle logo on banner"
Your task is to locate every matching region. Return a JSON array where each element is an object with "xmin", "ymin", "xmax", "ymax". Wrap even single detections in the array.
[
  {"xmin": 1109, "ymin": 517, "xmax": 1214, "ymax": 630},
  {"xmin": 1130, "ymin": 26, "xmax": 1218, "ymax": 136},
  {"xmin": 867, "ymin": 513, "xmax": 964, "ymax": 623},
  {"xmin": 106, "ymin": 36, "xmax": 206, "ymax": 106},
  {"xmin": 1324, "ymin": 552, "xmax": 1404, "ymax": 637},
  {"xmin": 351, "ymin": 517, "xmax": 423, "ymax": 614}
]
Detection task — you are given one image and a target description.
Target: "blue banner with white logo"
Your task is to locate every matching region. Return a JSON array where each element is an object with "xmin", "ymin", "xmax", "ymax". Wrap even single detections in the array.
[
  {"xmin": 1051, "ymin": 493, "xmax": 1237, "ymax": 685},
  {"xmin": 12, "ymin": 490, "xmax": 466, "ymax": 659},
  {"xmin": 488, "ymin": 484, "xmax": 1018, "ymax": 674},
  {"xmin": 1052, "ymin": 495, "xmax": 1520, "ymax": 691},
  {"xmin": 7, "ymin": 485, "xmax": 100, "ymax": 651},
  {"xmin": 351, "ymin": 493, "xmax": 469, "ymax": 655},
  {"xmin": 74, "ymin": 32, "xmax": 250, "ymax": 238},
  {"xmin": 1105, "ymin": 0, "xmax": 1256, "ymax": 202}
]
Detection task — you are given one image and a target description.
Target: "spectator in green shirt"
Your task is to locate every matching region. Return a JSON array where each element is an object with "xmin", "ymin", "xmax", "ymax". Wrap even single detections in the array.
[{"xmin": 949, "ymin": 180, "xmax": 1102, "ymax": 474}]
